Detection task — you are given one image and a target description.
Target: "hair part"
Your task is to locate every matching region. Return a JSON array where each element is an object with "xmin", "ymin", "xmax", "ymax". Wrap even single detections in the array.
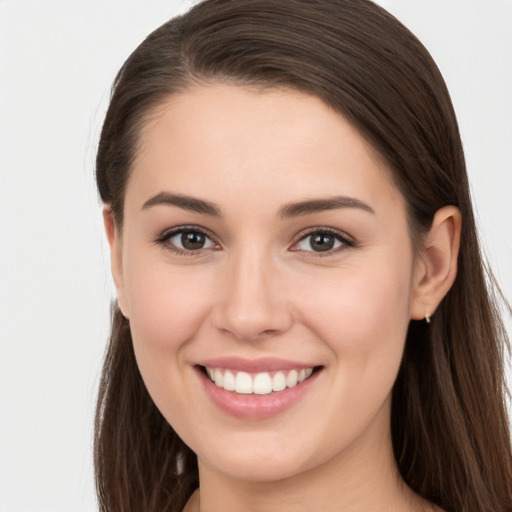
[{"xmin": 95, "ymin": 1, "xmax": 512, "ymax": 511}]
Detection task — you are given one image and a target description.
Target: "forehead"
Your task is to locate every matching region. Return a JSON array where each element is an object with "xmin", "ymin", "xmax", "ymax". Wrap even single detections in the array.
[{"xmin": 127, "ymin": 84, "xmax": 404, "ymax": 217}]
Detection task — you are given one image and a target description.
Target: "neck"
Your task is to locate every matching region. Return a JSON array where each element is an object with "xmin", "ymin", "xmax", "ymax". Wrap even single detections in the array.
[{"xmin": 186, "ymin": 406, "xmax": 432, "ymax": 512}]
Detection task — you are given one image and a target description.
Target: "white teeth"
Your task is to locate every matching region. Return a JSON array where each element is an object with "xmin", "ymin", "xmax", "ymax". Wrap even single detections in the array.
[
  {"xmin": 235, "ymin": 371, "xmax": 253, "ymax": 394},
  {"xmin": 223, "ymin": 370, "xmax": 235, "ymax": 391},
  {"xmin": 214, "ymin": 369, "xmax": 223, "ymax": 388},
  {"xmin": 253, "ymin": 373, "xmax": 272, "ymax": 395},
  {"xmin": 286, "ymin": 369, "xmax": 298, "ymax": 388},
  {"xmin": 272, "ymin": 371, "xmax": 287, "ymax": 392},
  {"xmin": 205, "ymin": 366, "xmax": 315, "ymax": 394},
  {"xmin": 297, "ymin": 368, "xmax": 313, "ymax": 382}
]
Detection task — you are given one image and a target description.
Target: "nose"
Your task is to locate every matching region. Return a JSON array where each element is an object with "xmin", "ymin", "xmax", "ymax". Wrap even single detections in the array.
[{"xmin": 211, "ymin": 249, "xmax": 294, "ymax": 341}]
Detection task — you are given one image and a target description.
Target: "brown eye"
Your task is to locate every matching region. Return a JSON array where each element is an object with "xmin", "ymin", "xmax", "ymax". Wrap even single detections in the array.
[
  {"xmin": 292, "ymin": 229, "xmax": 354, "ymax": 254},
  {"xmin": 181, "ymin": 231, "xmax": 206, "ymax": 250},
  {"xmin": 159, "ymin": 228, "xmax": 218, "ymax": 254},
  {"xmin": 309, "ymin": 234, "xmax": 336, "ymax": 252}
]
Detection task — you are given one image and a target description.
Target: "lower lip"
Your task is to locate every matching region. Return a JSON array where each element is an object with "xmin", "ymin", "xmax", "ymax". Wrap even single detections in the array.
[{"xmin": 197, "ymin": 367, "xmax": 321, "ymax": 420}]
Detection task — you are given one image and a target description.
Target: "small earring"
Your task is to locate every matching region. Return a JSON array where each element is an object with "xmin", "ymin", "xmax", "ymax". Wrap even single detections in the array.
[{"xmin": 425, "ymin": 314, "xmax": 431, "ymax": 324}]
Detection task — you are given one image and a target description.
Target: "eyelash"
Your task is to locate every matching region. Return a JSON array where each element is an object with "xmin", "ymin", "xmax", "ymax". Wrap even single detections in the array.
[
  {"xmin": 154, "ymin": 226, "xmax": 220, "ymax": 257},
  {"xmin": 292, "ymin": 227, "xmax": 355, "ymax": 256},
  {"xmin": 154, "ymin": 226, "xmax": 355, "ymax": 257}
]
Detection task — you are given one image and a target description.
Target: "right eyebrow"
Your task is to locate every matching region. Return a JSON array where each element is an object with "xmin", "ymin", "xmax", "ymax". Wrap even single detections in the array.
[
  {"xmin": 278, "ymin": 196, "xmax": 375, "ymax": 219},
  {"xmin": 141, "ymin": 192, "xmax": 222, "ymax": 217}
]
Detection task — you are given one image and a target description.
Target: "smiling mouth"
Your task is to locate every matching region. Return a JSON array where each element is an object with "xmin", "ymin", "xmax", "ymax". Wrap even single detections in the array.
[{"xmin": 200, "ymin": 366, "xmax": 320, "ymax": 395}]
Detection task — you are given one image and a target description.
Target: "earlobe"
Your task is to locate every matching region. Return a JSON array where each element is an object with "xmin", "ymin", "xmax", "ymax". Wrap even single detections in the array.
[
  {"xmin": 102, "ymin": 207, "xmax": 130, "ymax": 318},
  {"xmin": 410, "ymin": 205, "xmax": 462, "ymax": 321}
]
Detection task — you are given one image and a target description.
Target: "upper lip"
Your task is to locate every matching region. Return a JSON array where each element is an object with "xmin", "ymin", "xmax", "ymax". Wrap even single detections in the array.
[{"xmin": 197, "ymin": 357, "xmax": 318, "ymax": 373}]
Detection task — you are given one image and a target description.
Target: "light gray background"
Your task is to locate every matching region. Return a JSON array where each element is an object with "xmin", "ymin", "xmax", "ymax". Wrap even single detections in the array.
[{"xmin": 1, "ymin": 1, "xmax": 511, "ymax": 511}]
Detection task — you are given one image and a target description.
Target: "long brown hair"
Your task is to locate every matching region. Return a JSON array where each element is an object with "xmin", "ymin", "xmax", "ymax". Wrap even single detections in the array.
[{"xmin": 94, "ymin": 1, "xmax": 512, "ymax": 511}]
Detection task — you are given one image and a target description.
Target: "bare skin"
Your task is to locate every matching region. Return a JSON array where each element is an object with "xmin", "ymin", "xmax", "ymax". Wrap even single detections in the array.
[{"xmin": 105, "ymin": 84, "xmax": 459, "ymax": 512}]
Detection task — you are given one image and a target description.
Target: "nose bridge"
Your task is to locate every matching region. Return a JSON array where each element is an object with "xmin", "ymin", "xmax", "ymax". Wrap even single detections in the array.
[{"xmin": 213, "ymin": 243, "xmax": 292, "ymax": 340}]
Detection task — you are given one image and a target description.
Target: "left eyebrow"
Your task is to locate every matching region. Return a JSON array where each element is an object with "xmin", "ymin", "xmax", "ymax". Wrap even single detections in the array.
[
  {"xmin": 141, "ymin": 192, "xmax": 222, "ymax": 217},
  {"xmin": 278, "ymin": 196, "xmax": 375, "ymax": 219}
]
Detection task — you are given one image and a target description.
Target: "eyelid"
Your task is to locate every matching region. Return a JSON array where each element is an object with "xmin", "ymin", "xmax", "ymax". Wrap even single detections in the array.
[
  {"xmin": 290, "ymin": 227, "xmax": 355, "ymax": 255},
  {"xmin": 154, "ymin": 224, "xmax": 354, "ymax": 256},
  {"xmin": 154, "ymin": 225, "xmax": 221, "ymax": 255}
]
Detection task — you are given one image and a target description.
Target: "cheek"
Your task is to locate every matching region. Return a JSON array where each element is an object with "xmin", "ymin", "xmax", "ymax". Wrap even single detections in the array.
[
  {"xmin": 123, "ymin": 259, "xmax": 215, "ymax": 383},
  {"xmin": 292, "ymin": 258, "xmax": 413, "ymax": 446},
  {"xmin": 298, "ymin": 253, "xmax": 414, "ymax": 379},
  {"xmin": 122, "ymin": 262, "xmax": 220, "ymax": 432}
]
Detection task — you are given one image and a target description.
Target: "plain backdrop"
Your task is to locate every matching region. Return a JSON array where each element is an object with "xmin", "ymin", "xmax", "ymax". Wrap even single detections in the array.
[{"xmin": 1, "ymin": 1, "xmax": 511, "ymax": 511}]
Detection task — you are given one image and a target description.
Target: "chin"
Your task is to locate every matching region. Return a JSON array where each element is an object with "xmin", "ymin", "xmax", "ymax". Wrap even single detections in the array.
[
  {"xmin": 192, "ymin": 424, "xmax": 343, "ymax": 485},
  {"xmin": 200, "ymin": 449, "xmax": 315, "ymax": 483}
]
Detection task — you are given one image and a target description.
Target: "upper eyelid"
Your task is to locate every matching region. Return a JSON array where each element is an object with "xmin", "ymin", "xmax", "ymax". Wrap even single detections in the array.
[
  {"xmin": 157, "ymin": 225, "xmax": 217, "ymax": 242},
  {"xmin": 154, "ymin": 225, "xmax": 355, "ymax": 249},
  {"xmin": 294, "ymin": 226, "xmax": 354, "ymax": 243},
  {"xmin": 155, "ymin": 226, "xmax": 220, "ymax": 257}
]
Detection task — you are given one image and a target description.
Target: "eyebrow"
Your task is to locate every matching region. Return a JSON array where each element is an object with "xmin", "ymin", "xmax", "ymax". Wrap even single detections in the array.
[
  {"xmin": 278, "ymin": 196, "xmax": 375, "ymax": 219},
  {"xmin": 141, "ymin": 192, "xmax": 222, "ymax": 217},
  {"xmin": 141, "ymin": 192, "xmax": 374, "ymax": 218}
]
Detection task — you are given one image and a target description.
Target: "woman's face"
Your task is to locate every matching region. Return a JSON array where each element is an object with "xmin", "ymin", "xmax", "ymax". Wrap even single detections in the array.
[{"xmin": 109, "ymin": 84, "xmax": 425, "ymax": 482}]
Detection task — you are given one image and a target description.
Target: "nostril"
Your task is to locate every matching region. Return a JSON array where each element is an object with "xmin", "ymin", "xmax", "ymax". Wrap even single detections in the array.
[
  {"xmin": 211, "ymin": 286, "xmax": 294, "ymax": 341},
  {"xmin": 216, "ymin": 326, "xmax": 284, "ymax": 342}
]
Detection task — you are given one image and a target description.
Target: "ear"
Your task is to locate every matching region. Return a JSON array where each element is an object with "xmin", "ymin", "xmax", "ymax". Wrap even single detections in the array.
[
  {"xmin": 103, "ymin": 207, "xmax": 130, "ymax": 318},
  {"xmin": 410, "ymin": 205, "xmax": 462, "ymax": 321}
]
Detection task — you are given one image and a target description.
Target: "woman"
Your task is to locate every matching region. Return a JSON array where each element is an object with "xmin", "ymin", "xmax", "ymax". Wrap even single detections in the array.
[{"xmin": 94, "ymin": 1, "xmax": 512, "ymax": 511}]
